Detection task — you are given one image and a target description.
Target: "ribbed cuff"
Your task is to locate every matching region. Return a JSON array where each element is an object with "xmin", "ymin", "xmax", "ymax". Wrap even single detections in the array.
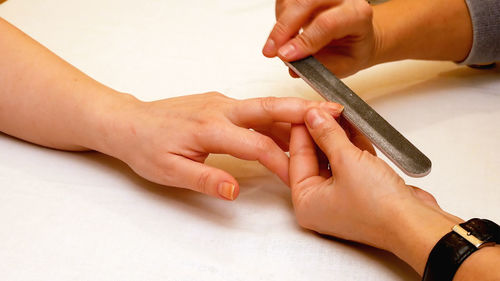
[{"xmin": 459, "ymin": 0, "xmax": 500, "ymax": 65}]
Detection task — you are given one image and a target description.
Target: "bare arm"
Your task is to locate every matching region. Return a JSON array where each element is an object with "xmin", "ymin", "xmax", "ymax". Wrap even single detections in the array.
[
  {"xmin": 0, "ymin": 17, "xmax": 128, "ymax": 151},
  {"xmin": 0, "ymin": 17, "xmax": 345, "ymax": 199}
]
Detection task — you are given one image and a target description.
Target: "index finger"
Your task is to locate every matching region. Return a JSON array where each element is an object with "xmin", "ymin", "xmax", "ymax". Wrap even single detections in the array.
[
  {"xmin": 231, "ymin": 97, "xmax": 343, "ymax": 128},
  {"xmin": 263, "ymin": 0, "xmax": 339, "ymax": 57}
]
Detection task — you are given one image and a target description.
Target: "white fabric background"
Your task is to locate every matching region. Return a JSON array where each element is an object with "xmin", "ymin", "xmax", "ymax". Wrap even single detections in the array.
[{"xmin": 1, "ymin": 1, "xmax": 499, "ymax": 280}]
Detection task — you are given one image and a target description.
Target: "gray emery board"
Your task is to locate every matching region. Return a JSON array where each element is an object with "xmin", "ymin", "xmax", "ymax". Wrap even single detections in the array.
[{"xmin": 286, "ymin": 56, "xmax": 431, "ymax": 177}]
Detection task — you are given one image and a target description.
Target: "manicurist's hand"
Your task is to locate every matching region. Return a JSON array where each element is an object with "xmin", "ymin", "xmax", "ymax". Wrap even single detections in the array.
[
  {"xmin": 263, "ymin": 0, "xmax": 474, "ymax": 77},
  {"xmin": 262, "ymin": 0, "xmax": 377, "ymax": 77},
  {"xmin": 289, "ymin": 108, "xmax": 463, "ymax": 275},
  {"xmin": 98, "ymin": 94, "xmax": 343, "ymax": 201}
]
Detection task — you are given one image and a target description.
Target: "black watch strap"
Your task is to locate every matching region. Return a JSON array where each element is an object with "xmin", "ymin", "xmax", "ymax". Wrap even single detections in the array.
[{"xmin": 422, "ymin": 218, "xmax": 500, "ymax": 281}]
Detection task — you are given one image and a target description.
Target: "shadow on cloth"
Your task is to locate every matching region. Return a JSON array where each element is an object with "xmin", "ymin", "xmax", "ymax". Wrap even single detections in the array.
[
  {"xmin": 317, "ymin": 232, "xmax": 421, "ymax": 281},
  {"xmin": 72, "ymin": 150, "xmax": 292, "ymax": 224}
]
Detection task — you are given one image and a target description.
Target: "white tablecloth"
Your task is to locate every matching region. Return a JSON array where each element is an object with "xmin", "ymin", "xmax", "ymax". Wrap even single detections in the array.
[{"xmin": 1, "ymin": 1, "xmax": 499, "ymax": 280}]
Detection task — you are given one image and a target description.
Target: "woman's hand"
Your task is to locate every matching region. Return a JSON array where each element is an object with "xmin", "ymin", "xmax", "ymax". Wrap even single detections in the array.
[
  {"xmin": 289, "ymin": 108, "xmax": 462, "ymax": 274},
  {"xmin": 96, "ymin": 92, "xmax": 343, "ymax": 201},
  {"xmin": 0, "ymin": 18, "xmax": 344, "ymax": 201},
  {"xmin": 262, "ymin": 0, "xmax": 379, "ymax": 78}
]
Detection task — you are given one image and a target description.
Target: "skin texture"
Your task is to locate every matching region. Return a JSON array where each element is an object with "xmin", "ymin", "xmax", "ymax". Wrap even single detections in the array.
[
  {"xmin": 0, "ymin": 17, "xmax": 344, "ymax": 200},
  {"xmin": 1, "ymin": 3, "xmax": 497, "ymax": 279},
  {"xmin": 98, "ymin": 93, "xmax": 344, "ymax": 200},
  {"xmin": 264, "ymin": 1, "xmax": 497, "ymax": 278},
  {"xmin": 263, "ymin": 0, "xmax": 473, "ymax": 77},
  {"xmin": 263, "ymin": 0, "xmax": 375, "ymax": 77},
  {"xmin": 288, "ymin": 108, "xmax": 500, "ymax": 279}
]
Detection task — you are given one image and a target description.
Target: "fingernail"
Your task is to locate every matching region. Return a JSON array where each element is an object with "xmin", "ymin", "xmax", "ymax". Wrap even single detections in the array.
[
  {"xmin": 323, "ymin": 102, "xmax": 344, "ymax": 113},
  {"xmin": 218, "ymin": 182, "xmax": 235, "ymax": 200},
  {"xmin": 306, "ymin": 108, "xmax": 326, "ymax": 129},
  {"xmin": 278, "ymin": 43, "xmax": 296, "ymax": 59},
  {"xmin": 263, "ymin": 38, "xmax": 275, "ymax": 56}
]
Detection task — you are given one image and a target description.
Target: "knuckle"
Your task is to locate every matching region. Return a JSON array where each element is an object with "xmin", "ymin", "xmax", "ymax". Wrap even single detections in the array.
[
  {"xmin": 358, "ymin": 150, "xmax": 372, "ymax": 161},
  {"xmin": 296, "ymin": 32, "xmax": 315, "ymax": 50},
  {"xmin": 255, "ymin": 136, "xmax": 276, "ymax": 154},
  {"xmin": 315, "ymin": 14, "xmax": 336, "ymax": 32},
  {"xmin": 273, "ymin": 21, "xmax": 289, "ymax": 37},
  {"xmin": 315, "ymin": 125, "xmax": 338, "ymax": 145},
  {"xmin": 260, "ymin": 96, "xmax": 278, "ymax": 115},
  {"xmin": 293, "ymin": 144, "xmax": 316, "ymax": 158},
  {"xmin": 158, "ymin": 158, "xmax": 179, "ymax": 185},
  {"xmin": 357, "ymin": 1, "xmax": 373, "ymax": 20},
  {"xmin": 197, "ymin": 169, "xmax": 213, "ymax": 195},
  {"xmin": 206, "ymin": 91, "xmax": 226, "ymax": 99},
  {"xmin": 350, "ymin": 0, "xmax": 373, "ymax": 27},
  {"xmin": 355, "ymin": 150, "xmax": 373, "ymax": 167},
  {"xmin": 295, "ymin": 0, "xmax": 314, "ymax": 9}
]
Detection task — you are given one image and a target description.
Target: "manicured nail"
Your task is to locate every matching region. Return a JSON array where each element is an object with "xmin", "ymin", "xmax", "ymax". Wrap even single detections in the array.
[
  {"xmin": 263, "ymin": 38, "xmax": 276, "ymax": 56},
  {"xmin": 323, "ymin": 102, "xmax": 344, "ymax": 114},
  {"xmin": 218, "ymin": 182, "xmax": 235, "ymax": 200},
  {"xmin": 278, "ymin": 43, "xmax": 296, "ymax": 59},
  {"xmin": 306, "ymin": 108, "xmax": 326, "ymax": 129}
]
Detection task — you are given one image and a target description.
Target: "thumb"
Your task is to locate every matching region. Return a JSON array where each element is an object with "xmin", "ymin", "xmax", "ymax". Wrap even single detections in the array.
[
  {"xmin": 168, "ymin": 155, "xmax": 240, "ymax": 200},
  {"xmin": 304, "ymin": 108, "xmax": 354, "ymax": 163}
]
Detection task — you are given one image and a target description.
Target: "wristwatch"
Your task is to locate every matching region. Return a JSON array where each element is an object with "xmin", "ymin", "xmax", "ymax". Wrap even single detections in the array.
[{"xmin": 422, "ymin": 218, "xmax": 500, "ymax": 281}]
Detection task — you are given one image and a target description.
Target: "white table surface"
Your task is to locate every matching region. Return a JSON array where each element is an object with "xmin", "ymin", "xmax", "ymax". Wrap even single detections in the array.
[{"xmin": 1, "ymin": 1, "xmax": 499, "ymax": 280}]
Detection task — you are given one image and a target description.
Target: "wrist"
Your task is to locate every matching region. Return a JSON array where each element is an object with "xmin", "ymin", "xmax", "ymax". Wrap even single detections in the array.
[
  {"xmin": 383, "ymin": 196, "xmax": 463, "ymax": 275},
  {"xmin": 370, "ymin": 0, "xmax": 473, "ymax": 65},
  {"xmin": 369, "ymin": 2, "xmax": 411, "ymax": 65},
  {"xmin": 77, "ymin": 90, "xmax": 142, "ymax": 158}
]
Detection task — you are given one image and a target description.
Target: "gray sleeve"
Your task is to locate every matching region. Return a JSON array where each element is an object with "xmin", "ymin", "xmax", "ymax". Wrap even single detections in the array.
[{"xmin": 460, "ymin": 0, "xmax": 500, "ymax": 65}]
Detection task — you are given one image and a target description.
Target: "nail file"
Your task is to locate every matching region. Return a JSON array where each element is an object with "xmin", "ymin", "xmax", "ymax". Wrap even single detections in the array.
[{"xmin": 286, "ymin": 56, "xmax": 431, "ymax": 177}]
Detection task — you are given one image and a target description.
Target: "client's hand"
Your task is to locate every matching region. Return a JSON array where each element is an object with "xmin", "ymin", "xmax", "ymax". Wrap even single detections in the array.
[
  {"xmin": 99, "ymin": 93, "xmax": 343, "ymax": 201},
  {"xmin": 262, "ymin": 0, "xmax": 378, "ymax": 77},
  {"xmin": 289, "ymin": 108, "xmax": 462, "ymax": 274}
]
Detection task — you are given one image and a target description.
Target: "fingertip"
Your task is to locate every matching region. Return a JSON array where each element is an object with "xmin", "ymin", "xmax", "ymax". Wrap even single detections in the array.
[
  {"xmin": 305, "ymin": 108, "xmax": 332, "ymax": 130},
  {"xmin": 320, "ymin": 102, "xmax": 344, "ymax": 117},
  {"xmin": 218, "ymin": 181, "xmax": 240, "ymax": 201},
  {"xmin": 278, "ymin": 43, "xmax": 300, "ymax": 62},
  {"xmin": 263, "ymin": 38, "xmax": 277, "ymax": 57},
  {"xmin": 231, "ymin": 182, "xmax": 240, "ymax": 200}
]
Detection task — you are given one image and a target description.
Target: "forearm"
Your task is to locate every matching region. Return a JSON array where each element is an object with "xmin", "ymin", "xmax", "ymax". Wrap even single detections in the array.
[
  {"xmin": 371, "ymin": 0, "xmax": 473, "ymax": 65},
  {"xmin": 387, "ymin": 200, "xmax": 462, "ymax": 275},
  {"xmin": 0, "ymin": 17, "xmax": 135, "ymax": 152},
  {"xmin": 454, "ymin": 245, "xmax": 500, "ymax": 281}
]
